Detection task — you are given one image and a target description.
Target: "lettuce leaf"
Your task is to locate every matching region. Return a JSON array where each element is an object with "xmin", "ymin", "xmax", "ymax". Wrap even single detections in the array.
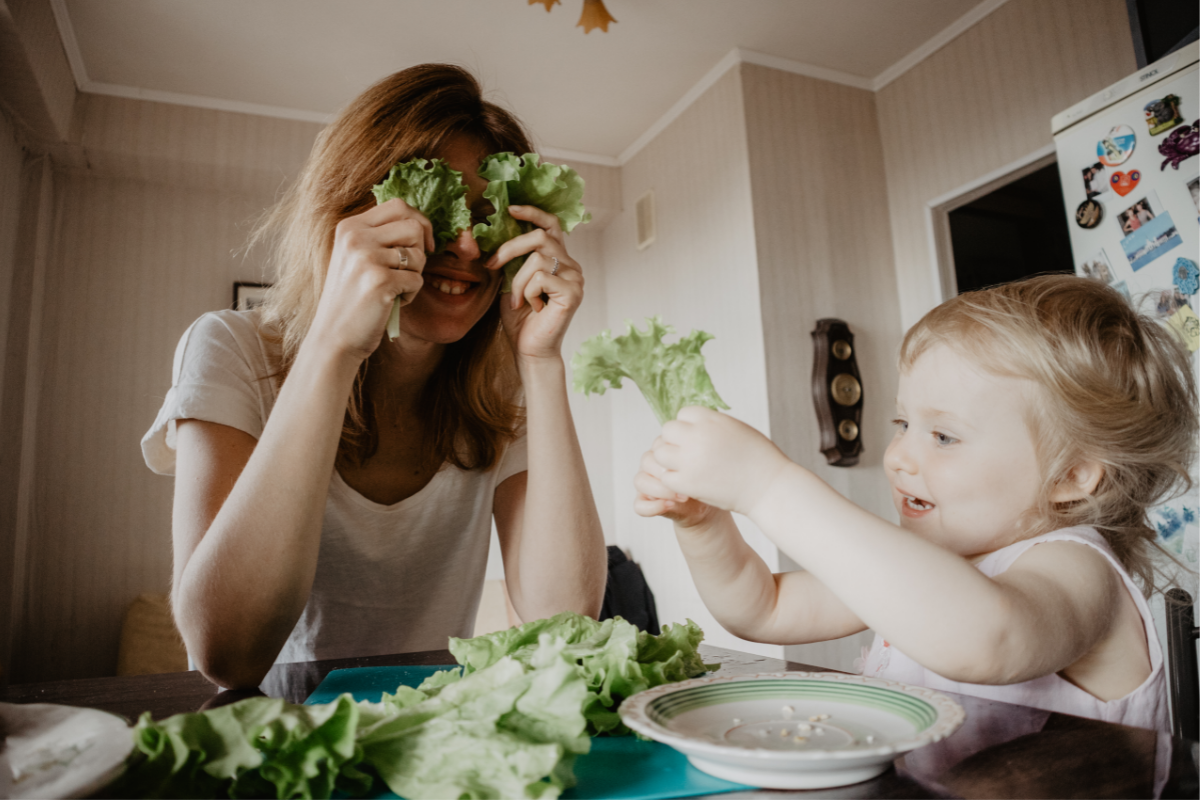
[
  {"xmin": 110, "ymin": 693, "xmax": 371, "ymax": 799},
  {"xmin": 358, "ymin": 644, "xmax": 591, "ymax": 799},
  {"xmin": 446, "ymin": 611, "xmax": 714, "ymax": 735},
  {"xmin": 472, "ymin": 153, "xmax": 592, "ymax": 293},
  {"xmin": 371, "ymin": 158, "xmax": 472, "ymax": 340},
  {"xmin": 571, "ymin": 316, "xmax": 730, "ymax": 425}
]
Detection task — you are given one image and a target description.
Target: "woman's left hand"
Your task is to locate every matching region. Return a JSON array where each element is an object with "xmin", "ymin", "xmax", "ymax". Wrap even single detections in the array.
[{"xmin": 486, "ymin": 205, "xmax": 583, "ymax": 361}]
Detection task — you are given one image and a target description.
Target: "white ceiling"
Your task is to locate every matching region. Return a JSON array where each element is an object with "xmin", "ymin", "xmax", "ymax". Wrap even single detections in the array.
[{"xmin": 53, "ymin": 0, "xmax": 1008, "ymax": 165}]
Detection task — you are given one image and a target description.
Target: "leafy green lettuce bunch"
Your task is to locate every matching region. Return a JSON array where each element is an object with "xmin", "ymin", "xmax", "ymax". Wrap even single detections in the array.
[
  {"xmin": 112, "ymin": 638, "xmax": 592, "ymax": 800},
  {"xmin": 371, "ymin": 158, "xmax": 472, "ymax": 340},
  {"xmin": 432, "ymin": 611, "xmax": 713, "ymax": 735},
  {"xmin": 370, "ymin": 154, "xmax": 591, "ymax": 339},
  {"xmin": 472, "ymin": 153, "xmax": 591, "ymax": 293},
  {"xmin": 571, "ymin": 316, "xmax": 730, "ymax": 425}
]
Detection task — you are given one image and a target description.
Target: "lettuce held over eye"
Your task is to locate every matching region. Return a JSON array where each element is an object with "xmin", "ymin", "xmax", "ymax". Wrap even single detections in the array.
[
  {"xmin": 371, "ymin": 158, "xmax": 472, "ymax": 340},
  {"xmin": 572, "ymin": 317, "xmax": 730, "ymax": 425},
  {"xmin": 472, "ymin": 153, "xmax": 592, "ymax": 293}
]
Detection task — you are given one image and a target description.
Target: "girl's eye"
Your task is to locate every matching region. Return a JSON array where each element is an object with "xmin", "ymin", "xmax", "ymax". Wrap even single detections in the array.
[
  {"xmin": 891, "ymin": 419, "xmax": 908, "ymax": 433},
  {"xmin": 933, "ymin": 431, "xmax": 958, "ymax": 446}
]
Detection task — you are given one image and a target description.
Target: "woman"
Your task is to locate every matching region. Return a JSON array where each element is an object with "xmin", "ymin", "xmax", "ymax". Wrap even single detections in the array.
[{"xmin": 141, "ymin": 64, "xmax": 607, "ymax": 689}]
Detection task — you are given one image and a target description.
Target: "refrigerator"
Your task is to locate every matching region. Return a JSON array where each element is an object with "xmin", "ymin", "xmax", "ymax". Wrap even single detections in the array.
[{"xmin": 1051, "ymin": 40, "xmax": 1198, "ymax": 698}]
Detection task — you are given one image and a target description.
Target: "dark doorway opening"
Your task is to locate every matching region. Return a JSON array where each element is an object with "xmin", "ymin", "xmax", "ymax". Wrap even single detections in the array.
[{"xmin": 948, "ymin": 162, "xmax": 1075, "ymax": 295}]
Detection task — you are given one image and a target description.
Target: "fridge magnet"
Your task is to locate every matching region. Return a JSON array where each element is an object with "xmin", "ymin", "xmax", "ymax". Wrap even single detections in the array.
[
  {"xmin": 1109, "ymin": 168, "xmax": 1140, "ymax": 196},
  {"xmin": 1144, "ymin": 94, "xmax": 1183, "ymax": 136},
  {"xmin": 1096, "ymin": 125, "xmax": 1136, "ymax": 166},
  {"xmin": 1158, "ymin": 120, "xmax": 1198, "ymax": 170},
  {"xmin": 1115, "ymin": 194, "xmax": 1154, "ymax": 235},
  {"xmin": 1189, "ymin": 176, "xmax": 1200, "ymax": 216},
  {"xmin": 1075, "ymin": 198, "xmax": 1103, "ymax": 228},
  {"xmin": 1118, "ymin": 192, "xmax": 1181, "ymax": 271},
  {"xmin": 1082, "ymin": 163, "xmax": 1109, "ymax": 197},
  {"xmin": 1154, "ymin": 287, "xmax": 1187, "ymax": 317},
  {"xmin": 1166, "ymin": 302, "xmax": 1200, "ymax": 352},
  {"xmin": 1173, "ymin": 257, "xmax": 1199, "ymax": 296},
  {"xmin": 1079, "ymin": 249, "xmax": 1114, "ymax": 283}
]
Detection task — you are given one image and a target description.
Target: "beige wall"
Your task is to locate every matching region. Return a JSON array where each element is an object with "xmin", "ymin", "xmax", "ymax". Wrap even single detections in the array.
[
  {"xmin": 599, "ymin": 65, "xmax": 785, "ymax": 659},
  {"xmin": 877, "ymin": 0, "xmax": 1137, "ymax": 329},
  {"xmin": 741, "ymin": 63, "xmax": 899, "ymax": 668}
]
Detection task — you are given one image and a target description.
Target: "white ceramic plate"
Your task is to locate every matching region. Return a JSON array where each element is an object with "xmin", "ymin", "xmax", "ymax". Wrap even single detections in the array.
[
  {"xmin": 0, "ymin": 702, "xmax": 134, "ymax": 799},
  {"xmin": 618, "ymin": 672, "xmax": 965, "ymax": 790}
]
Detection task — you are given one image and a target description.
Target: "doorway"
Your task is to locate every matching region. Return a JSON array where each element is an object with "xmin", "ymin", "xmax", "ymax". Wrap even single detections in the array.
[{"xmin": 947, "ymin": 162, "xmax": 1075, "ymax": 294}]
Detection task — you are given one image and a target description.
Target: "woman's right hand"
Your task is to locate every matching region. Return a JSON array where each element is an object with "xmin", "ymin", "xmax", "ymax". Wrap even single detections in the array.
[
  {"xmin": 307, "ymin": 199, "xmax": 436, "ymax": 361},
  {"xmin": 633, "ymin": 444, "xmax": 720, "ymax": 529}
]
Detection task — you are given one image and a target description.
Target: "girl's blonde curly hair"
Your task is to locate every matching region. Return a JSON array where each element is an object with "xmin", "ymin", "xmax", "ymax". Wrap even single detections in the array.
[{"xmin": 900, "ymin": 274, "xmax": 1198, "ymax": 593}]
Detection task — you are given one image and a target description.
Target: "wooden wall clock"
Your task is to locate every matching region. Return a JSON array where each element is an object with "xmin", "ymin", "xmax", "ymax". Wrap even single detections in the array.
[{"xmin": 811, "ymin": 318, "xmax": 863, "ymax": 467}]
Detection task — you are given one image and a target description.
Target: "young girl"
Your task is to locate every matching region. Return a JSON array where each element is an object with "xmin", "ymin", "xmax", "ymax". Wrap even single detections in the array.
[{"xmin": 634, "ymin": 275, "xmax": 1197, "ymax": 731}]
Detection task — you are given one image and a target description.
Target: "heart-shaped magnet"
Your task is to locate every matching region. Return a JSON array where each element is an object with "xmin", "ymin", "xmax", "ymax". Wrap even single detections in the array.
[{"xmin": 1110, "ymin": 169, "xmax": 1141, "ymax": 196}]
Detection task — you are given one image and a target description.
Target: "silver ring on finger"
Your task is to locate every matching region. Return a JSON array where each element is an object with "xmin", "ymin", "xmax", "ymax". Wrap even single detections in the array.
[
  {"xmin": 394, "ymin": 247, "xmax": 409, "ymax": 268},
  {"xmin": 550, "ymin": 256, "xmax": 560, "ymax": 276}
]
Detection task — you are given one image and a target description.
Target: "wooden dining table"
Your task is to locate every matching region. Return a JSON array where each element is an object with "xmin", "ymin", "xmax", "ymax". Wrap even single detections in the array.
[{"xmin": 2, "ymin": 644, "xmax": 1196, "ymax": 799}]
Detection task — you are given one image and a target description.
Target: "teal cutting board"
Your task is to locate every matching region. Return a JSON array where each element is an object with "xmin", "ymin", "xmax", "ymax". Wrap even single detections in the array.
[{"xmin": 305, "ymin": 665, "xmax": 750, "ymax": 800}]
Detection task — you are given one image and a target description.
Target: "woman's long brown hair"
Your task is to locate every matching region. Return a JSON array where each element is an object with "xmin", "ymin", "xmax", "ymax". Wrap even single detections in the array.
[{"xmin": 252, "ymin": 64, "xmax": 531, "ymax": 471}]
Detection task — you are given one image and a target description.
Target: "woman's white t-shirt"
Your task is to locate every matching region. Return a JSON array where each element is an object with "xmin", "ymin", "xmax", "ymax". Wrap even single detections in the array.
[{"xmin": 141, "ymin": 309, "xmax": 528, "ymax": 664}]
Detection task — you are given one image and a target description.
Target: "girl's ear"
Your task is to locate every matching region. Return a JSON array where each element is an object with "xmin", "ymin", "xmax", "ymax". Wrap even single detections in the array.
[{"xmin": 1050, "ymin": 460, "xmax": 1105, "ymax": 503}]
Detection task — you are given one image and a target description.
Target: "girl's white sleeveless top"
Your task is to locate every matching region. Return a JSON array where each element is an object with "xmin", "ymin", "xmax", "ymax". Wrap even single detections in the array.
[{"xmin": 857, "ymin": 526, "xmax": 1170, "ymax": 731}]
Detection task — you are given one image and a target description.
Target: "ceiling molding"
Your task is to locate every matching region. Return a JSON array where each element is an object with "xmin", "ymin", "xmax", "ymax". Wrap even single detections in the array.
[
  {"xmin": 49, "ymin": 0, "xmax": 1013, "ymax": 168},
  {"xmin": 872, "ymin": 0, "xmax": 1011, "ymax": 90},
  {"xmin": 82, "ymin": 81, "xmax": 333, "ymax": 124}
]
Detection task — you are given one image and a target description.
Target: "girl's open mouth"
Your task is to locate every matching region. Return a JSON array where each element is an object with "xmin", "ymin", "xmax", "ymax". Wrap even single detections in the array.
[{"xmin": 899, "ymin": 493, "xmax": 935, "ymax": 518}]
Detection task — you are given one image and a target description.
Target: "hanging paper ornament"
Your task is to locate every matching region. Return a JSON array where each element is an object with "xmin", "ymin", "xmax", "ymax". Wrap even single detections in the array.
[
  {"xmin": 578, "ymin": 0, "xmax": 617, "ymax": 33},
  {"xmin": 1173, "ymin": 257, "xmax": 1199, "ymax": 296},
  {"xmin": 528, "ymin": 0, "xmax": 560, "ymax": 10}
]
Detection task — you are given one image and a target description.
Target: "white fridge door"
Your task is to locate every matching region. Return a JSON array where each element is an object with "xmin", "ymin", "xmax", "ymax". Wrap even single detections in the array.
[{"xmin": 1053, "ymin": 43, "xmax": 1199, "ymax": 726}]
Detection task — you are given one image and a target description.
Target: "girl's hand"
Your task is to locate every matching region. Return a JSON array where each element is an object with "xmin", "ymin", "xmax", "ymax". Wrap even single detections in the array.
[
  {"xmin": 308, "ymin": 199, "xmax": 435, "ymax": 362},
  {"xmin": 633, "ymin": 446, "xmax": 721, "ymax": 529},
  {"xmin": 488, "ymin": 205, "xmax": 584, "ymax": 362},
  {"xmin": 653, "ymin": 407, "xmax": 791, "ymax": 517}
]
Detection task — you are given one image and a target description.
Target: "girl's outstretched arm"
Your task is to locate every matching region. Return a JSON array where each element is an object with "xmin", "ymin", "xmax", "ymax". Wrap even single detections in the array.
[
  {"xmin": 653, "ymin": 407, "xmax": 1125, "ymax": 688},
  {"xmin": 634, "ymin": 447, "xmax": 867, "ymax": 645}
]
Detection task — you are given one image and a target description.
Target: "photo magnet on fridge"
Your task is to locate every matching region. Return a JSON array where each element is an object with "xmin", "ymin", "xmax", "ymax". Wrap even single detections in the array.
[
  {"xmin": 1144, "ymin": 94, "xmax": 1184, "ymax": 136},
  {"xmin": 1117, "ymin": 191, "xmax": 1182, "ymax": 271},
  {"xmin": 1083, "ymin": 162, "xmax": 1110, "ymax": 197},
  {"xmin": 1097, "ymin": 125, "xmax": 1136, "ymax": 166},
  {"xmin": 1079, "ymin": 248, "xmax": 1115, "ymax": 283}
]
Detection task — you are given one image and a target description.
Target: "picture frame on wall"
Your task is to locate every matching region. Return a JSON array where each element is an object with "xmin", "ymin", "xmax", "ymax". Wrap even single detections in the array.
[{"xmin": 233, "ymin": 282, "xmax": 270, "ymax": 311}]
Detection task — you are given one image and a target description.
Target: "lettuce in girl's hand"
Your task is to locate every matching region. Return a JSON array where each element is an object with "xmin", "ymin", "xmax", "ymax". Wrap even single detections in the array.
[
  {"xmin": 473, "ymin": 153, "xmax": 591, "ymax": 293},
  {"xmin": 572, "ymin": 317, "xmax": 730, "ymax": 425},
  {"xmin": 371, "ymin": 159, "xmax": 472, "ymax": 339}
]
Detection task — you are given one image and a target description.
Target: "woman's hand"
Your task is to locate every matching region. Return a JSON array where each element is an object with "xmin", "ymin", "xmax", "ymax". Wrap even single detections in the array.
[
  {"xmin": 634, "ymin": 445, "xmax": 721, "ymax": 529},
  {"xmin": 487, "ymin": 205, "xmax": 584, "ymax": 362},
  {"xmin": 653, "ymin": 407, "xmax": 792, "ymax": 517},
  {"xmin": 308, "ymin": 199, "xmax": 435, "ymax": 362}
]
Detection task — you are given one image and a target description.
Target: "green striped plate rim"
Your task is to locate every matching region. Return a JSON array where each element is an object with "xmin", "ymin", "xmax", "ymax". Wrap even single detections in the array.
[{"xmin": 647, "ymin": 678, "xmax": 938, "ymax": 731}]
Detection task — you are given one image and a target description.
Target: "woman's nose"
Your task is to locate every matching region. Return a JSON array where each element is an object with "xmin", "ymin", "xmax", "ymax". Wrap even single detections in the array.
[{"xmin": 445, "ymin": 226, "xmax": 481, "ymax": 261}]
